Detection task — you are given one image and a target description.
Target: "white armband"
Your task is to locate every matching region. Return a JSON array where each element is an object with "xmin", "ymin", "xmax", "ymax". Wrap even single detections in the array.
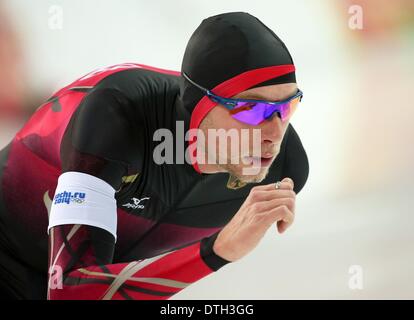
[{"xmin": 48, "ymin": 171, "xmax": 117, "ymax": 240}]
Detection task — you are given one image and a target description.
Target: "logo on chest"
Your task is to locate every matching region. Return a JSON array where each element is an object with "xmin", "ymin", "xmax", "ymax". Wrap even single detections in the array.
[{"xmin": 122, "ymin": 197, "xmax": 150, "ymax": 210}]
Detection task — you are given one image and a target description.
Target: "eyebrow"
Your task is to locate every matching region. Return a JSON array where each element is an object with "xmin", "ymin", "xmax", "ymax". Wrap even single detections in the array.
[
  {"xmin": 237, "ymin": 93, "xmax": 270, "ymax": 100},
  {"xmin": 235, "ymin": 89, "xmax": 298, "ymax": 102}
]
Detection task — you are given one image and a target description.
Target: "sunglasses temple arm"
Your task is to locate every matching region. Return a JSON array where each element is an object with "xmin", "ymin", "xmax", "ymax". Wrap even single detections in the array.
[{"xmin": 182, "ymin": 72, "xmax": 210, "ymax": 94}]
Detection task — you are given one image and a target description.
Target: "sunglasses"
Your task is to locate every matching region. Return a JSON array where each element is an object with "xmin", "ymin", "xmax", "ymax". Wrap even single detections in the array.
[{"xmin": 183, "ymin": 72, "xmax": 303, "ymax": 126}]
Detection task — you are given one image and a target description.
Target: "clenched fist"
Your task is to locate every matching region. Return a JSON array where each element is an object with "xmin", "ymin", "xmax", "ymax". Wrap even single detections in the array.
[{"xmin": 213, "ymin": 177, "xmax": 296, "ymax": 262}]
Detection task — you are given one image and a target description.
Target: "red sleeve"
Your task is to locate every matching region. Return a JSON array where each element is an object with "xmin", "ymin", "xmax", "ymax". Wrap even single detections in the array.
[{"xmin": 47, "ymin": 225, "xmax": 229, "ymax": 300}]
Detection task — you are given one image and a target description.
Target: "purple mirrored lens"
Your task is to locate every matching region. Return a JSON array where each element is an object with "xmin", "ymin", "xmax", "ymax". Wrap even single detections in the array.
[{"xmin": 231, "ymin": 101, "xmax": 289, "ymax": 125}]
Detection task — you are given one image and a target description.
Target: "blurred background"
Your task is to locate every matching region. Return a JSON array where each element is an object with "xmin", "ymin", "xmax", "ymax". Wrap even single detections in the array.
[{"xmin": 0, "ymin": 0, "xmax": 413, "ymax": 299}]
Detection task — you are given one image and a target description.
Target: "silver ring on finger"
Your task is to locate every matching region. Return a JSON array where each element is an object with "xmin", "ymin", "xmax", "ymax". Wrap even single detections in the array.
[{"xmin": 275, "ymin": 181, "xmax": 281, "ymax": 189}]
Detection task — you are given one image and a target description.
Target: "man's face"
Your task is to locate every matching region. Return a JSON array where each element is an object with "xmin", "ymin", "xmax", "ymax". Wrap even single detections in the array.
[{"xmin": 198, "ymin": 83, "xmax": 298, "ymax": 183}]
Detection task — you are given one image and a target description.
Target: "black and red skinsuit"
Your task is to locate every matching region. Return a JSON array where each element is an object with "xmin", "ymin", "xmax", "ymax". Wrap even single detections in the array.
[{"xmin": 0, "ymin": 12, "xmax": 309, "ymax": 299}]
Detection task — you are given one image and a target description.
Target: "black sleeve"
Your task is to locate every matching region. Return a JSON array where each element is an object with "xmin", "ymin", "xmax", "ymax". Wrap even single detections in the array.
[
  {"xmin": 283, "ymin": 124, "xmax": 309, "ymax": 194},
  {"xmin": 60, "ymin": 88, "xmax": 143, "ymax": 190},
  {"xmin": 200, "ymin": 231, "xmax": 231, "ymax": 271}
]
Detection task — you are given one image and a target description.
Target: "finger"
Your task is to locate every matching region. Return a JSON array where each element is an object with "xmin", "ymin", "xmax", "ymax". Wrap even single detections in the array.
[
  {"xmin": 277, "ymin": 218, "xmax": 293, "ymax": 234},
  {"xmin": 280, "ymin": 177, "xmax": 294, "ymax": 190},
  {"xmin": 248, "ymin": 189, "xmax": 296, "ymax": 203},
  {"xmin": 252, "ymin": 197, "xmax": 295, "ymax": 214},
  {"xmin": 249, "ymin": 205, "xmax": 294, "ymax": 236},
  {"xmin": 249, "ymin": 183, "xmax": 278, "ymax": 191},
  {"xmin": 278, "ymin": 212, "xmax": 295, "ymax": 233},
  {"xmin": 262, "ymin": 205, "xmax": 294, "ymax": 227},
  {"xmin": 276, "ymin": 221, "xmax": 290, "ymax": 233},
  {"xmin": 251, "ymin": 178, "xmax": 294, "ymax": 192}
]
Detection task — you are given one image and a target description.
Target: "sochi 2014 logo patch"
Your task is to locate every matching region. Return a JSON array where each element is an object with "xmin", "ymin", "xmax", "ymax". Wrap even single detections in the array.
[{"xmin": 54, "ymin": 191, "xmax": 86, "ymax": 205}]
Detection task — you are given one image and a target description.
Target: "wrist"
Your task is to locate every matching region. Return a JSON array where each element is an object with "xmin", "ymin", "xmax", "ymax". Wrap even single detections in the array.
[{"xmin": 200, "ymin": 232, "xmax": 231, "ymax": 271}]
